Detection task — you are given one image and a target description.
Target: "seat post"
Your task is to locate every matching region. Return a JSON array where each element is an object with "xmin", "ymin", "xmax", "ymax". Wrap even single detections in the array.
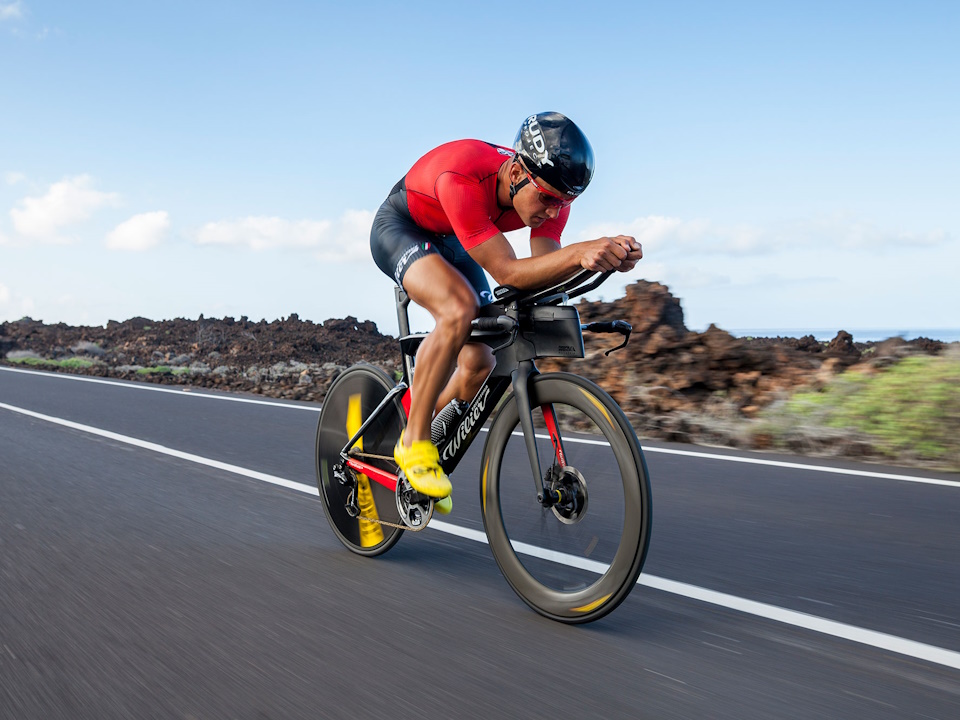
[
  {"xmin": 395, "ymin": 286, "xmax": 415, "ymax": 383},
  {"xmin": 394, "ymin": 286, "xmax": 411, "ymax": 337}
]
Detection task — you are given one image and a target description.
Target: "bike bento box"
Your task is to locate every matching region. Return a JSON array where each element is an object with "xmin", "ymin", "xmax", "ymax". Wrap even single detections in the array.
[{"xmin": 522, "ymin": 305, "xmax": 585, "ymax": 359}]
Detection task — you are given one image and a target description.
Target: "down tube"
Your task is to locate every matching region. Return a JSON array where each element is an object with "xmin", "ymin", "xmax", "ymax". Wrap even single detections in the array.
[{"xmin": 438, "ymin": 375, "xmax": 513, "ymax": 475}]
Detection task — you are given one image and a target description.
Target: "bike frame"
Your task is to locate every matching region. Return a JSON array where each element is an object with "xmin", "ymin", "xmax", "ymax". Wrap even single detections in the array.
[{"xmin": 338, "ymin": 269, "xmax": 620, "ymax": 505}]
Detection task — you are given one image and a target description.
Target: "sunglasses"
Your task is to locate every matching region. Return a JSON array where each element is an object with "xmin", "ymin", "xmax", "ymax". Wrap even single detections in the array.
[{"xmin": 521, "ymin": 169, "xmax": 575, "ymax": 209}]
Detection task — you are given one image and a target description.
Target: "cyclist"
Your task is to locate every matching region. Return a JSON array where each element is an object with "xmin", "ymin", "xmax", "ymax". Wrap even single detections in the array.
[{"xmin": 370, "ymin": 112, "xmax": 642, "ymax": 513}]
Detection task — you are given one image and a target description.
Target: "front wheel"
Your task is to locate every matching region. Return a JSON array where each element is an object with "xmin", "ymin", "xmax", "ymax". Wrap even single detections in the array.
[
  {"xmin": 480, "ymin": 373, "xmax": 652, "ymax": 623},
  {"xmin": 316, "ymin": 363, "xmax": 405, "ymax": 556}
]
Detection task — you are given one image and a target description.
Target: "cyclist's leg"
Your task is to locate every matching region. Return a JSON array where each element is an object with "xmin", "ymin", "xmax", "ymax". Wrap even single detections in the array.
[
  {"xmin": 433, "ymin": 235, "xmax": 496, "ymax": 412},
  {"xmin": 387, "ymin": 255, "xmax": 474, "ymax": 502},
  {"xmin": 400, "ymin": 254, "xmax": 478, "ymax": 446},
  {"xmin": 436, "ymin": 343, "xmax": 494, "ymax": 414},
  {"xmin": 371, "ymin": 184, "xmax": 470, "ymax": 443},
  {"xmin": 370, "ymin": 191, "xmax": 475, "ymax": 498}
]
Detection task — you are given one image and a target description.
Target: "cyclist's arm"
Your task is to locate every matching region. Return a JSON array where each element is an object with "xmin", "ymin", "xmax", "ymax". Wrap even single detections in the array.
[
  {"xmin": 468, "ymin": 233, "xmax": 640, "ymax": 290},
  {"xmin": 530, "ymin": 236, "xmax": 561, "ymax": 258}
]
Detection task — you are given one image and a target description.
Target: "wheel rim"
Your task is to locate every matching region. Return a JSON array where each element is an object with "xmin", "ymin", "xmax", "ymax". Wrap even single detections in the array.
[{"xmin": 483, "ymin": 377, "xmax": 649, "ymax": 621}]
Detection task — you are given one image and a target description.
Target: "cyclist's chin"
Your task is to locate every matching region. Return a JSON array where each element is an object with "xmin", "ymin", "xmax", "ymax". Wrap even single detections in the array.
[{"xmin": 527, "ymin": 215, "xmax": 547, "ymax": 228}]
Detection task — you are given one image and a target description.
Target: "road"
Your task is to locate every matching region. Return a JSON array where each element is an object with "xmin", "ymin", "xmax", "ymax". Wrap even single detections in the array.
[{"xmin": 1, "ymin": 365, "xmax": 958, "ymax": 719}]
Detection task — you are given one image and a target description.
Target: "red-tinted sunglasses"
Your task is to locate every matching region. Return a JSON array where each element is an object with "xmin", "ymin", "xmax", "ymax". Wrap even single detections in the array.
[{"xmin": 520, "ymin": 169, "xmax": 575, "ymax": 209}]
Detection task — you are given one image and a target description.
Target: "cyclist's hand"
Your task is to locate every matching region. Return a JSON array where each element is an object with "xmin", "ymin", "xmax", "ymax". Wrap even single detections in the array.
[
  {"xmin": 579, "ymin": 236, "xmax": 642, "ymax": 273},
  {"xmin": 617, "ymin": 235, "xmax": 643, "ymax": 273}
]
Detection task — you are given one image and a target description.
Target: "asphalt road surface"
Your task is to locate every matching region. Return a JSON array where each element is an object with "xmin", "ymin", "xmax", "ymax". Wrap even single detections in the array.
[{"xmin": 2, "ymin": 365, "xmax": 959, "ymax": 719}]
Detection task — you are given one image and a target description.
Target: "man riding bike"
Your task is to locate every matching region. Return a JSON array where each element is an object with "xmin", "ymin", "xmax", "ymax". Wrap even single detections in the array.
[{"xmin": 369, "ymin": 112, "xmax": 642, "ymax": 514}]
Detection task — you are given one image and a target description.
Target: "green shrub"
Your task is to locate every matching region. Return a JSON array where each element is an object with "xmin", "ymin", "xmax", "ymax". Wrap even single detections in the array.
[
  {"xmin": 136, "ymin": 366, "xmax": 172, "ymax": 375},
  {"xmin": 761, "ymin": 352, "xmax": 960, "ymax": 468},
  {"xmin": 8, "ymin": 356, "xmax": 48, "ymax": 366},
  {"xmin": 7, "ymin": 356, "xmax": 95, "ymax": 369},
  {"xmin": 58, "ymin": 357, "xmax": 95, "ymax": 369}
]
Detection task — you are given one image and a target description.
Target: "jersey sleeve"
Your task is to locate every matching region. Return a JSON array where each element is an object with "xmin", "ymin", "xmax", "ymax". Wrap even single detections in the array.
[
  {"xmin": 530, "ymin": 205, "xmax": 570, "ymax": 245},
  {"xmin": 434, "ymin": 172, "xmax": 502, "ymax": 250}
]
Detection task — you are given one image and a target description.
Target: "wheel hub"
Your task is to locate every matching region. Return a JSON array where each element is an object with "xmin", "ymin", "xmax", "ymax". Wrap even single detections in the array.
[{"xmin": 550, "ymin": 466, "xmax": 588, "ymax": 524}]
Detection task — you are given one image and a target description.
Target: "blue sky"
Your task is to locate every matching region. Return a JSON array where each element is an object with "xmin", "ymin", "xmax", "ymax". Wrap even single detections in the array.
[{"xmin": 1, "ymin": 1, "xmax": 957, "ymax": 335}]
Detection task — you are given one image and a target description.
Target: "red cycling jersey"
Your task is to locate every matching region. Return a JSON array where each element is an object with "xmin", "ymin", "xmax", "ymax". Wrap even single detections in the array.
[{"xmin": 403, "ymin": 139, "xmax": 570, "ymax": 250}]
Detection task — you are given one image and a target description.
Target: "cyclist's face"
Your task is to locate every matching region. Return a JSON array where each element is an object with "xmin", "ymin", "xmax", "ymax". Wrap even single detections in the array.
[{"xmin": 511, "ymin": 163, "xmax": 569, "ymax": 227}]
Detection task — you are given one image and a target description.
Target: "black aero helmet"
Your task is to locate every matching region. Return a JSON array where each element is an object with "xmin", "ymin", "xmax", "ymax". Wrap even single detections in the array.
[{"xmin": 513, "ymin": 112, "xmax": 595, "ymax": 197}]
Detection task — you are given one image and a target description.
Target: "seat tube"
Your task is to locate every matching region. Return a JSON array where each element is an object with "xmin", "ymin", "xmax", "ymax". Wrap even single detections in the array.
[
  {"xmin": 510, "ymin": 361, "xmax": 546, "ymax": 503},
  {"xmin": 395, "ymin": 286, "xmax": 415, "ymax": 382}
]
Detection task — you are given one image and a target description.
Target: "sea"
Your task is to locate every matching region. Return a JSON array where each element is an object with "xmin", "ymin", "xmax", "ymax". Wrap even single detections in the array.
[{"xmin": 723, "ymin": 328, "xmax": 960, "ymax": 343}]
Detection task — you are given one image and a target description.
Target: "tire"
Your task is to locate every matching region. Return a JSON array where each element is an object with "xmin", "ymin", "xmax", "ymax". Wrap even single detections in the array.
[
  {"xmin": 480, "ymin": 373, "xmax": 652, "ymax": 623},
  {"xmin": 316, "ymin": 363, "xmax": 405, "ymax": 556}
]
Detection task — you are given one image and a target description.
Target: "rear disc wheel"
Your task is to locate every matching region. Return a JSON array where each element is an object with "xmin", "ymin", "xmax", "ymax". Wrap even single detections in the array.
[{"xmin": 316, "ymin": 364, "xmax": 405, "ymax": 556}]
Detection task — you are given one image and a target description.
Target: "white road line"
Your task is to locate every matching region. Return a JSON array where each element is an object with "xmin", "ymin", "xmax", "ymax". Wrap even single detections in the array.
[
  {"xmin": 2, "ymin": 399, "xmax": 959, "ymax": 671},
  {"xmin": 638, "ymin": 446, "xmax": 960, "ymax": 488},
  {"xmin": 3, "ymin": 364, "xmax": 957, "ymax": 487},
  {"xmin": 515, "ymin": 430, "xmax": 960, "ymax": 489},
  {"xmin": 0, "ymin": 365, "xmax": 320, "ymax": 411},
  {"xmin": 0, "ymin": 401, "xmax": 316, "ymax": 495}
]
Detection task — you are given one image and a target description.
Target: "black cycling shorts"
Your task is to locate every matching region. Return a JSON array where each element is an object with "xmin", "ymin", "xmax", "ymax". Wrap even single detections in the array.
[{"xmin": 370, "ymin": 178, "xmax": 494, "ymax": 304}]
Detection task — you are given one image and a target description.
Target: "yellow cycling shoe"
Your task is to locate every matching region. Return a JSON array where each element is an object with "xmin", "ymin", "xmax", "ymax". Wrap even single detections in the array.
[
  {"xmin": 394, "ymin": 432, "xmax": 453, "ymax": 499},
  {"xmin": 434, "ymin": 495, "xmax": 453, "ymax": 515}
]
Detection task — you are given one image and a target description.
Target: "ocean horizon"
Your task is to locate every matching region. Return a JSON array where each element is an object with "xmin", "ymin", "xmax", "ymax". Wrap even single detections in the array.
[{"xmin": 718, "ymin": 328, "xmax": 960, "ymax": 343}]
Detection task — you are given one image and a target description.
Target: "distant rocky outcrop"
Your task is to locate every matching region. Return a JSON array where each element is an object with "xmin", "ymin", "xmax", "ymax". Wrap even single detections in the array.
[
  {"xmin": 0, "ymin": 281, "xmax": 946, "ymax": 449},
  {"xmin": 0, "ymin": 313, "xmax": 399, "ymax": 402},
  {"xmin": 537, "ymin": 280, "xmax": 944, "ymax": 444}
]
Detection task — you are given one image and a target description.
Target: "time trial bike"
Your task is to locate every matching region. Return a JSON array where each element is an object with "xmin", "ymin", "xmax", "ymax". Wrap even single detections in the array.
[{"xmin": 315, "ymin": 268, "xmax": 652, "ymax": 624}]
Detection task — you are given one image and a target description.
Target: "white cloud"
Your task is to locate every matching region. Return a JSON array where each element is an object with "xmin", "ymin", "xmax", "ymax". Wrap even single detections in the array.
[
  {"xmin": 0, "ymin": 281, "xmax": 36, "ymax": 321},
  {"xmin": 661, "ymin": 265, "xmax": 733, "ymax": 290},
  {"xmin": 315, "ymin": 209, "xmax": 375, "ymax": 262},
  {"xmin": 9, "ymin": 175, "xmax": 120, "ymax": 242},
  {"xmin": 800, "ymin": 215, "xmax": 951, "ymax": 250},
  {"xmin": 195, "ymin": 209, "xmax": 374, "ymax": 262},
  {"xmin": 578, "ymin": 216, "xmax": 766, "ymax": 257},
  {"xmin": 0, "ymin": 2, "xmax": 23, "ymax": 21},
  {"xmin": 579, "ymin": 214, "xmax": 952, "ymax": 258},
  {"xmin": 106, "ymin": 211, "xmax": 170, "ymax": 251},
  {"xmin": 197, "ymin": 216, "xmax": 330, "ymax": 250}
]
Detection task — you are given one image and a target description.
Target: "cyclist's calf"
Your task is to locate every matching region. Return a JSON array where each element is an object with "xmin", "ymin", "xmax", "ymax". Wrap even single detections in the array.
[{"xmin": 438, "ymin": 343, "xmax": 495, "ymax": 413}]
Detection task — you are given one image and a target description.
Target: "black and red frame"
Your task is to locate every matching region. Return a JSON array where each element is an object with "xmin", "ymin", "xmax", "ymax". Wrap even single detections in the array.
[{"xmin": 337, "ymin": 269, "xmax": 629, "ymax": 507}]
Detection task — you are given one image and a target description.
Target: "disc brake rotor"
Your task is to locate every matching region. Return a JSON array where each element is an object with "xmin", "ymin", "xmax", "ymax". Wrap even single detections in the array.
[{"xmin": 551, "ymin": 466, "xmax": 588, "ymax": 524}]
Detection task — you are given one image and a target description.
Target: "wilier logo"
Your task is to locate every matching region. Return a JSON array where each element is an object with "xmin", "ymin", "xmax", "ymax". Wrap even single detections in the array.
[{"xmin": 441, "ymin": 385, "xmax": 491, "ymax": 461}]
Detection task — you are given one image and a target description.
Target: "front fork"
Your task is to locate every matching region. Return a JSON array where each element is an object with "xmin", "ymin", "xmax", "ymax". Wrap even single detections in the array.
[{"xmin": 511, "ymin": 361, "xmax": 569, "ymax": 508}]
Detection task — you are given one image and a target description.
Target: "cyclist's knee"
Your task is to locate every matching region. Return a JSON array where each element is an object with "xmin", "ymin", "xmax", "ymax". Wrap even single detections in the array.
[{"xmin": 435, "ymin": 289, "xmax": 478, "ymax": 338}]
